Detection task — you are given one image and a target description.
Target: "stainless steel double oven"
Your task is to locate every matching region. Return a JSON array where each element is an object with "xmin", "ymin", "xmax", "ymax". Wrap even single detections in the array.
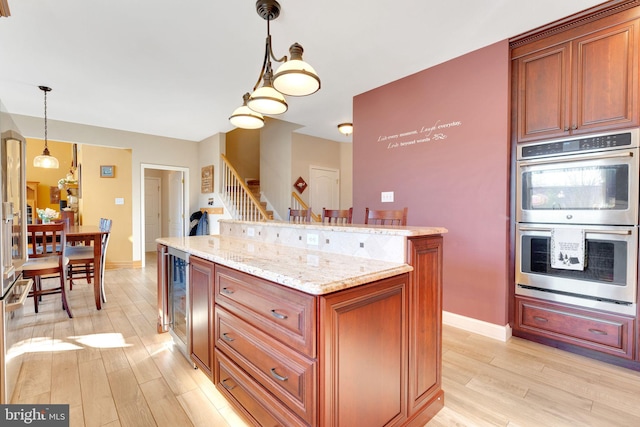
[{"xmin": 515, "ymin": 129, "xmax": 639, "ymax": 315}]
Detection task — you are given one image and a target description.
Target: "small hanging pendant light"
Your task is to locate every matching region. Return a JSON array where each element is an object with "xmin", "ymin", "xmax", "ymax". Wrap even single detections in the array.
[{"xmin": 33, "ymin": 85, "xmax": 60, "ymax": 169}]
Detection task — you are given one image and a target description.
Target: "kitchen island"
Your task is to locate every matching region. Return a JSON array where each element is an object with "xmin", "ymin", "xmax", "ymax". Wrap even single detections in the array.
[{"xmin": 157, "ymin": 220, "xmax": 446, "ymax": 427}]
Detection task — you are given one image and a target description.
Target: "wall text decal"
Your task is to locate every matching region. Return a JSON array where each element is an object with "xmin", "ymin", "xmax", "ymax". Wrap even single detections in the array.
[{"xmin": 377, "ymin": 120, "xmax": 462, "ymax": 149}]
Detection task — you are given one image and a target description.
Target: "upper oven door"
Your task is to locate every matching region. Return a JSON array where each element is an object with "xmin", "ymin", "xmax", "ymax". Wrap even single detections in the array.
[{"xmin": 516, "ymin": 146, "xmax": 639, "ymax": 225}]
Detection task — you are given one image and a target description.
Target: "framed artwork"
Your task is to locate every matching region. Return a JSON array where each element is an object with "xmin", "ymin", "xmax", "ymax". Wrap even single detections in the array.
[{"xmin": 100, "ymin": 165, "xmax": 115, "ymax": 178}]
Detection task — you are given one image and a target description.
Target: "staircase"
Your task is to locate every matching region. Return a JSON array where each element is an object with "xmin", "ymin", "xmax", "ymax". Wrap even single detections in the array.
[{"xmin": 220, "ymin": 154, "xmax": 273, "ymax": 221}]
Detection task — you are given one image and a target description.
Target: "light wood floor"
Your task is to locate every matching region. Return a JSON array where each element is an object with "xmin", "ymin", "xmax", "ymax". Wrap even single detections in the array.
[{"xmin": 10, "ymin": 253, "xmax": 640, "ymax": 426}]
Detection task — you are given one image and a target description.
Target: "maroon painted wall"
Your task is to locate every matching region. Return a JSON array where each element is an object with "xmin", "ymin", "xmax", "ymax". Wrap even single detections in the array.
[{"xmin": 353, "ymin": 40, "xmax": 510, "ymax": 326}]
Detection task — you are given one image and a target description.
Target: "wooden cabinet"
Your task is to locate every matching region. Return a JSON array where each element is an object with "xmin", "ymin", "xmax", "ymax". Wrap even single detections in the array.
[
  {"xmin": 320, "ymin": 275, "xmax": 408, "ymax": 427},
  {"xmin": 212, "ymin": 235, "xmax": 444, "ymax": 427},
  {"xmin": 512, "ymin": 11, "xmax": 640, "ymax": 143},
  {"xmin": 515, "ymin": 296, "xmax": 635, "ymax": 360},
  {"xmin": 189, "ymin": 255, "xmax": 214, "ymax": 377}
]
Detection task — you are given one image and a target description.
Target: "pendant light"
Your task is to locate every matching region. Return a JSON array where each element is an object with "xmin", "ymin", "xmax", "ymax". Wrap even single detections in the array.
[
  {"xmin": 229, "ymin": 93, "xmax": 265, "ymax": 129},
  {"xmin": 229, "ymin": 0, "xmax": 320, "ymax": 129},
  {"xmin": 33, "ymin": 85, "xmax": 59, "ymax": 169}
]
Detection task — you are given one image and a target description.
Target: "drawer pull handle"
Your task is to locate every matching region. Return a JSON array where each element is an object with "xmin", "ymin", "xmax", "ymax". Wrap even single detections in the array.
[
  {"xmin": 270, "ymin": 309, "xmax": 288, "ymax": 320},
  {"xmin": 221, "ymin": 378, "xmax": 236, "ymax": 390},
  {"xmin": 533, "ymin": 316, "xmax": 548, "ymax": 323},
  {"xmin": 588, "ymin": 328, "xmax": 607, "ymax": 335},
  {"xmin": 222, "ymin": 333, "xmax": 235, "ymax": 342},
  {"xmin": 270, "ymin": 368, "xmax": 288, "ymax": 382},
  {"xmin": 221, "ymin": 287, "xmax": 234, "ymax": 295}
]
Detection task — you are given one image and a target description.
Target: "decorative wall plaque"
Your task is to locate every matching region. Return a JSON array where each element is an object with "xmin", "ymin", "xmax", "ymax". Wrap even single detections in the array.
[
  {"xmin": 294, "ymin": 176, "xmax": 307, "ymax": 194},
  {"xmin": 201, "ymin": 165, "xmax": 214, "ymax": 193}
]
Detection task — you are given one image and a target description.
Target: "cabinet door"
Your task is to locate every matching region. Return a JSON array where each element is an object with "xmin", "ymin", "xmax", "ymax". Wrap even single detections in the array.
[
  {"xmin": 572, "ymin": 20, "xmax": 639, "ymax": 134},
  {"xmin": 515, "ymin": 42, "xmax": 571, "ymax": 142},
  {"xmin": 189, "ymin": 256, "xmax": 214, "ymax": 377},
  {"xmin": 406, "ymin": 236, "xmax": 443, "ymax": 417},
  {"xmin": 319, "ymin": 274, "xmax": 408, "ymax": 427}
]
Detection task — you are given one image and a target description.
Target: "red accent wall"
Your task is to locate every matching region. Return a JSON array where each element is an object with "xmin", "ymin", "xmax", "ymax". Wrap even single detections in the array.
[{"xmin": 353, "ymin": 40, "xmax": 510, "ymax": 326}]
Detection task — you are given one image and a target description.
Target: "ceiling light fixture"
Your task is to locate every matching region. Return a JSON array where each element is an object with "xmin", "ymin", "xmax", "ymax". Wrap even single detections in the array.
[
  {"xmin": 229, "ymin": 92, "xmax": 266, "ymax": 129},
  {"xmin": 337, "ymin": 123, "xmax": 353, "ymax": 136},
  {"xmin": 229, "ymin": 0, "xmax": 321, "ymax": 128},
  {"xmin": 33, "ymin": 85, "xmax": 59, "ymax": 169}
]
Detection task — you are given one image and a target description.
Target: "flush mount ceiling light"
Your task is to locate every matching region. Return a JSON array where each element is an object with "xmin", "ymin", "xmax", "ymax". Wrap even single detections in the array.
[
  {"xmin": 337, "ymin": 123, "xmax": 353, "ymax": 136},
  {"xmin": 33, "ymin": 85, "xmax": 59, "ymax": 169},
  {"xmin": 229, "ymin": 0, "xmax": 321, "ymax": 128}
]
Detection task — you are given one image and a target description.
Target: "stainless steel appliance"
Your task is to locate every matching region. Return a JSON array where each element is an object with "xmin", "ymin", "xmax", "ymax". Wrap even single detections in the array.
[
  {"xmin": 516, "ymin": 223, "xmax": 637, "ymax": 315},
  {"xmin": 158, "ymin": 246, "xmax": 191, "ymax": 362},
  {"xmin": 516, "ymin": 129, "xmax": 639, "ymax": 225},
  {"xmin": 515, "ymin": 129, "xmax": 640, "ymax": 316},
  {"xmin": 0, "ymin": 129, "xmax": 30, "ymax": 403}
]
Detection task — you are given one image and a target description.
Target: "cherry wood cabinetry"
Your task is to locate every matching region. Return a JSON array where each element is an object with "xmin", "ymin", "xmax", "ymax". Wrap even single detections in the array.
[
  {"xmin": 515, "ymin": 296, "xmax": 635, "ymax": 359},
  {"xmin": 512, "ymin": 8, "xmax": 640, "ymax": 143},
  {"xmin": 159, "ymin": 231, "xmax": 444, "ymax": 426},
  {"xmin": 189, "ymin": 255, "xmax": 214, "ymax": 377}
]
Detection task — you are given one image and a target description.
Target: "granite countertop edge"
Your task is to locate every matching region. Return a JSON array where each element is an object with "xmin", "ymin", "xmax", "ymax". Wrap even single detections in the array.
[{"xmin": 157, "ymin": 235, "xmax": 414, "ymax": 296}]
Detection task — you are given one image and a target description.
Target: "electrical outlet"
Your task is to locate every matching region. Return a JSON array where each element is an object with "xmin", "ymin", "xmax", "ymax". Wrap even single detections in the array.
[
  {"xmin": 381, "ymin": 191, "xmax": 394, "ymax": 203},
  {"xmin": 306, "ymin": 233, "xmax": 319, "ymax": 245},
  {"xmin": 247, "ymin": 227, "xmax": 255, "ymax": 237}
]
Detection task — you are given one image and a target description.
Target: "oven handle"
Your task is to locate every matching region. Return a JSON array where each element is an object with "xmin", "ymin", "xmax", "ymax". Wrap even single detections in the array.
[
  {"xmin": 518, "ymin": 150, "xmax": 634, "ymax": 167},
  {"xmin": 5, "ymin": 278, "xmax": 33, "ymax": 313},
  {"xmin": 518, "ymin": 226, "xmax": 632, "ymax": 235}
]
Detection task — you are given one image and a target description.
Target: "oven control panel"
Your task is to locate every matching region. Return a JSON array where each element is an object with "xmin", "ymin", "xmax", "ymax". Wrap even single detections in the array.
[{"xmin": 519, "ymin": 130, "xmax": 636, "ymax": 159}]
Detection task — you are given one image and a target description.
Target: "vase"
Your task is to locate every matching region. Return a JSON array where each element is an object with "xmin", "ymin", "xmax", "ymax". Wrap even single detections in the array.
[{"xmin": 42, "ymin": 218, "xmax": 50, "ymax": 224}]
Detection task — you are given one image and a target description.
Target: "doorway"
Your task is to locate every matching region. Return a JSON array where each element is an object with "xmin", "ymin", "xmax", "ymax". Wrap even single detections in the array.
[{"xmin": 141, "ymin": 164, "xmax": 189, "ymax": 265}]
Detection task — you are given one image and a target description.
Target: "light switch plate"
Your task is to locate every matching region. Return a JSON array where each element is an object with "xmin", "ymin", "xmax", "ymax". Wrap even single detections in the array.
[
  {"xmin": 115, "ymin": 197, "xmax": 125, "ymax": 205},
  {"xmin": 381, "ymin": 191, "xmax": 394, "ymax": 203}
]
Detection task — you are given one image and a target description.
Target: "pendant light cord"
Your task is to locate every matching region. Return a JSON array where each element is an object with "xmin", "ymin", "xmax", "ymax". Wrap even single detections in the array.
[{"xmin": 43, "ymin": 87, "xmax": 48, "ymax": 149}]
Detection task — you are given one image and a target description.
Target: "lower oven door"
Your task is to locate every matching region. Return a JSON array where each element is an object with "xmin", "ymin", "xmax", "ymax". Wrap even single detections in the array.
[{"xmin": 515, "ymin": 223, "xmax": 637, "ymax": 315}]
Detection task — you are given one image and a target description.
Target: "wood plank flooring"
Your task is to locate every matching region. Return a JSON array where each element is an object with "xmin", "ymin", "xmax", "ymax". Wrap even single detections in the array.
[{"xmin": 10, "ymin": 253, "xmax": 640, "ymax": 426}]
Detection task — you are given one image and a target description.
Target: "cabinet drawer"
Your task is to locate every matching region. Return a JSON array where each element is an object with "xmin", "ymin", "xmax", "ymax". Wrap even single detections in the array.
[
  {"xmin": 216, "ymin": 308, "xmax": 317, "ymax": 425},
  {"xmin": 215, "ymin": 349, "xmax": 309, "ymax": 427},
  {"xmin": 516, "ymin": 297, "xmax": 634, "ymax": 359},
  {"xmin": 215, "ymin": 265, "xmax": 316, "ymax": 357}
]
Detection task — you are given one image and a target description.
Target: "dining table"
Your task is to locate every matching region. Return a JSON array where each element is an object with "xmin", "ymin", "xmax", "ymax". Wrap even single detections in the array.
[{"xmin": 66, "ymin": 225, "xmax": 108, "ymax": 310}]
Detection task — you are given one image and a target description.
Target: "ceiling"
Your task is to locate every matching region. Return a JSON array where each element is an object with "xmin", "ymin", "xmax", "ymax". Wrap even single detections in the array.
[{"xmin": 0, "ymin": 0, "xmax": 605, "ymax": 143}]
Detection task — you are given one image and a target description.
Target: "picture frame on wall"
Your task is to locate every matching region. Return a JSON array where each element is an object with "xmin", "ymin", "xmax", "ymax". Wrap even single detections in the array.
[{"xmin": 100, "ymin": 165, "xmax": 115, "ymax": 178}]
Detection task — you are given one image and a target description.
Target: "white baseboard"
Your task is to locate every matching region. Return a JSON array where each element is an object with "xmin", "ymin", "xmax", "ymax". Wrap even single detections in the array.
[{"xmin": 443, "ymin": 311, "xmax": 512, "ymax": 342}]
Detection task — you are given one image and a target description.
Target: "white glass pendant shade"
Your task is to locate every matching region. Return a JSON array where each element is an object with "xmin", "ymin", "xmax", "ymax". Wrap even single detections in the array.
[
  {"xmin": 33, "ymin": 151, "xmax": 60, "ymax": 168},
  {"xmin": 230, "ymin": 93, "xmax": 265, "ymax": 129},
  {"xmin": 273, "ymin": 43, "xmax": 320, "ymax": 96},
  {"xmin": 229, "ymin": 104, "xmax": 265, "ymax": 129},
  {"xmin": 248, "ymin": 85, "xmax": 288, "ymax": 115}
]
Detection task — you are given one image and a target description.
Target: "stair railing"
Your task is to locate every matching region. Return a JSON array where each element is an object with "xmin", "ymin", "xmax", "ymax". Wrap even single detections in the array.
[
  {"xmin": 220, "ymin": 154, "xmax": 271, "ymax": 221},
  {"xmin": 290, "ymin": 192, "xmax": 320, "ymax": 222}
]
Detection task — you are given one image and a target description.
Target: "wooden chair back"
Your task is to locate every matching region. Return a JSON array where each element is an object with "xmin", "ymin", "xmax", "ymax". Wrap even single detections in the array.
[
  {"xmin": 321, "ymin": 207, "xmax": 353, "ymax": 225},
  {"xmin": 364, "ymin": 207, "xmax": 408, "ymax": 226},
  {"xmin": 288, "ymin": 208, "xmax": 312, "ymax": 223},
  {"xmin": 27, "ymin": 222, "xmax": 67, "ymax": 258}
]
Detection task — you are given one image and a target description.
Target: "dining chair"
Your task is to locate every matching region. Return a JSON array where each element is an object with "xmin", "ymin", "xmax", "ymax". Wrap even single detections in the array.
[
  {"xmin": 321, "ymin": 207, "xmax": 353, "ymax": 225},
  {"xmin": 364, "ymin": 207, "xmax": 408, "ymax": 226},
  {"xmin": 67, "ymin": 218, "xmax": 112, "ymax": 303},
  {"xmin": 22, "ymin": 222, "xmax": 72, "ymax": 318},
  {"xmin": 288, "ymin": 208, "xmax": 312, "ymax": 223}
]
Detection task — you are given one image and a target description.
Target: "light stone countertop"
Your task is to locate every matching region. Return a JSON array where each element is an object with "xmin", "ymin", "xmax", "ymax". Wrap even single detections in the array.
[{"xmin": 157, "ymin": 235, "xmax": 413, "ymax": 295}]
